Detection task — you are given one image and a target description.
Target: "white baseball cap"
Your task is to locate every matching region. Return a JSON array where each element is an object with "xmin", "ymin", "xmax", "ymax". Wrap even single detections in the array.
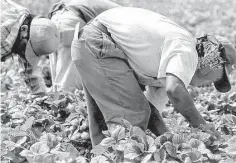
[{"xmin": 25, "ymin": 17, "xmax": 59, "ymax": 68}]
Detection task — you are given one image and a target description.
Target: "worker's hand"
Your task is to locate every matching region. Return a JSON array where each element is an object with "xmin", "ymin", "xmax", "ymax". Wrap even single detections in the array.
[{"xmin": 198, "ymin": 123, "xmax": 221, "ymax": 139}]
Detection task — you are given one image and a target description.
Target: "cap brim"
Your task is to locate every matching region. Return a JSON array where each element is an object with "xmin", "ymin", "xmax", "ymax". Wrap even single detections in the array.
[
  {"xmin": 25, "ymin": 40, "xmax": 40, "ymax": 68},
  {"xmin": 214, "ymin": 65, "xmax": 231, "ymax": 93}
]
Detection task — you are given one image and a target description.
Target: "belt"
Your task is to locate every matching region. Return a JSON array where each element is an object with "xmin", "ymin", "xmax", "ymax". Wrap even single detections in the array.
[{"xmin": 90, "ymin": 20, "xmax": 111, "ymax": 37}]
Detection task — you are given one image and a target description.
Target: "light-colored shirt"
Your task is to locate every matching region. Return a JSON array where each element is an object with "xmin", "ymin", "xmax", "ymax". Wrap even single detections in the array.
[
  {"xmin": 96, "ymin": 7, "xmax": 198, "ymax": 112},
  {"xmin": 49, "ymin": 0, "xmax": 120, "ymax": 90}
]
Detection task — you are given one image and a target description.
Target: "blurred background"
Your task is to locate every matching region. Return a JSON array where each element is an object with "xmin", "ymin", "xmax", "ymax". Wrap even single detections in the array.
[{"xmin": 13, "ymin": 0, "xmax": 236, "ymax": 45}]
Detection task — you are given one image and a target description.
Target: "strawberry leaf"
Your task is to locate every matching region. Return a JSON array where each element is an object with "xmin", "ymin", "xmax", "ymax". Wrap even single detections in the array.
[
  {"xmin": 31, "ymin": 127, "xmax": 42, "ymax": 138},
  {"xmin": 164, "ymin": 141, "xmax": 177, "ymax": 158},
  {"xmin": 124, "ymin": 143, "xmax": 143, "ymax": 160},
  {"xmin": 146, "ymin": 135, "xmax": 156, "ymax": 153},
  {"xmin": 100, "ymin": 137, "xmax": 116, "ymax": 147},
  {"xmin": 131, "ymin": 126, "xmax": 148, "ymax": 148},
  {"xmin": 179, "ymin": 143, "xmax": 192, "ymax": 153},
  {"xmin": 131, "ymin": 126, "xmax": 146, "ymax": 138},
  {"xmin": 90, "ymin": 144, "xmax": 106, "ymax": 156},
  {"xmin": 114, "ymin": 139, "xmax": 128, "ymax": 151},
  {"xmin": 154, "ymin": 137, "xmax": 161, "ymax": 148},
  {"xmin": 122, "ymin": 119, "xmax": 133, "ymax": 129},
  {"xmin": 34, "ymin": 154, "xmax": 47, "ymax": 163},
  {"xmin": 20, "ymin": 116, "xmax": 35, "ymax": 131},
  {"xmin": 141, "ymin": 153, "xmax": 152, "ymax": 163},
  {"xmin": 227, "ymin": 136, "xmax": 236, "ymax": 147},
  {"xmin": 160, "ymin": 148, "xmax": 167, "ymax": 161},
  {"xmin": 188, "ymin": 149, "xmax": 202, "ymax": 162},
  {"xmin": 90, "ymin": 155, "xmax": 109, "ymax": 163},
  {"xmin": 159, "ymin": 134, "xmax": 168, "ymax": 145},
  {"xmin": 172, "ymin": 134, "xmax": 186, "ymax": 145},
  {"xmin": 43, "ymin": 154, "xmax": 56, "ymax": 163},
  {"xmin": 179, "ymin": 152, "xmax": 188, "ymax": 162},
  {"xmin": 20, "ymin": 149, "xmax": 34, "ymax": 158},
  {"xmin": 198, "ymin": 132, "xmax": 211, "ymax": 143},
  {"xmin": 64, "ymin": 143, "xmax": 79, "ymax": 159},
  {"xmin": 153, "ymin": 150, "xmax": 161, "ymax": 162},
  {"xmin": 30, "ymin": 142, "xmax": 50, "ymax": 154},
  {"xmin": 15, "ymin": 136, "xmax": 28, "ymax": 147},
  {"xmin": 75, "ymin": 156, "xmax": 88, "ymax": 163},
  {"xmin": 40, "ymin": 133, "xmax": 59, "ymax": 149},
  {"xmin": 225, "ymin": 146, "xmax": 236, "ymax": 155},
  {"xmin": 232, "ymin": 115, "xmax": 236, "ymax": 124},
  {"xmin": 184, "ymin": 157, "xmax": 192, "ymax": 163},
  {"xmin": 130, "ymin": 140, "xmax": 145, "ymax": 153},
  {"xmin": 3, "ymin": 140, "xmax": 16, "ymax": 151},
  {"xmin": 189, "ymin": 138, "xmax": 202, "ymax": 148},
  {"xmin": 102, "ymin": 130, "xmax": 111, "ymax": 137},
  {"xmin": 197, "ymin": 143, "xmax": 211, "ymax": 154},
  {"xmin": 207, "ymin": 153, "xmax": 222, "ymax": 162},
  {"xmin": 2, "ymin": 151, "xmax": 16, "ymax": 161},
  {"xmin": 54, "ymin": 152, "xmax": 71, "ymax": 162},
  {"xmin": 10, "ymin": 127, "xmax": 28, "ymax": 137},
  {"xmin": 163, "ymin": 132, "xmax": 174, "ymax": 141},
  {"xmin": 111, "ymin": 125, "xmax": 125, "ymax": 141}
]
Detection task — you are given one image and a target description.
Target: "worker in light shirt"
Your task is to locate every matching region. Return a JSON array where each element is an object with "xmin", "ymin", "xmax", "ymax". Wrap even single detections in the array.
[
  {"xmin": 71, "ymin": 7, "xmax": 236, "ymax": 146},
  {"xmin": 48, "ymin": 0, "xmax": 120, "ymax": 92}
]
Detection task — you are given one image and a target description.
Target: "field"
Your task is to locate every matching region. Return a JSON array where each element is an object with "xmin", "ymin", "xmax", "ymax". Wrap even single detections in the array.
[{"xmin": 1, "ymin": 0, "xmax": 236, "ymax": 163}]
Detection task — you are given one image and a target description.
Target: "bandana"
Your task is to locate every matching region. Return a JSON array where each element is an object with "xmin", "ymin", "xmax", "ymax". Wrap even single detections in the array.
[{"xmin": 196, "ymin": 34, "xmax": 229, "ymax": 70}]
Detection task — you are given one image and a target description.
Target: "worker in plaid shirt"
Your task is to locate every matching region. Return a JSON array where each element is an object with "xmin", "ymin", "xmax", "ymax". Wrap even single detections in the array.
[{"xmin": 1, "ymin": 0, "xmax": 59, "ymax": 95}]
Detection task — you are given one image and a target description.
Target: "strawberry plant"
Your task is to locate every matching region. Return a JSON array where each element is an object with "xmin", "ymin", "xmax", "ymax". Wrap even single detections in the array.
[{"xmin": 1, "ymin": 0, "xmax": 236, "ymax": 162}]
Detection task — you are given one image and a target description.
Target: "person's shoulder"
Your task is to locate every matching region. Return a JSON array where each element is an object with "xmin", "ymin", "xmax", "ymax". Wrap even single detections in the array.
[{"xmin": 164, "ymin": 32, "xmax": 196, "ymax": 48}]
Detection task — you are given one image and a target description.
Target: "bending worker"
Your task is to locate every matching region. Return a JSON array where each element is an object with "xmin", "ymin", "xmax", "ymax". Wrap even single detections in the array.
[
  {"xmin": 48, "ymin": 0, "xmax": 120, "ymax": 92},
  {"xmin": 71, "ymin": 7, "xmax": 236, "ymax": 146},
  {"xmin": 1, "ymin": 0, "xmax": 59, "ymax": 95}
]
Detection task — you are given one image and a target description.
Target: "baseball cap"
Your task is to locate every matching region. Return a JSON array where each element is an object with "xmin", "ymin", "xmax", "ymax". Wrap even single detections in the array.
[
  {"xmin": 25, "ymin": 17, "xmax": 59, "ymax": 68},
  {"xmin": 214, "ymin": 36, "xmax": 236, "ymax": 93}
]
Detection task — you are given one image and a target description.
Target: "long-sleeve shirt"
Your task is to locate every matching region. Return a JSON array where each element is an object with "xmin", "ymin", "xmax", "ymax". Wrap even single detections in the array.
[{"xmin": 1, "ymin": 0, "xmax": 47, "ymax": 95}]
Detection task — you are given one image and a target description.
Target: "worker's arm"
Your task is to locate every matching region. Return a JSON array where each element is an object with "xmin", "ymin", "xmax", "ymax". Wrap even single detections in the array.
[
  {"xmin": 165, "ymin": 73, "xmax": 206, "ymax": 127},
  {"xmin": 19, "ymin": 57, "xmax": 47, "ymax": 96}
]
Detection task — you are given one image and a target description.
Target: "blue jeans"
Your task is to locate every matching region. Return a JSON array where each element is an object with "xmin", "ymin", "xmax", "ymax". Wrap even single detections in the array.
[{"xmin": 71, "ymin": 22, "xmax": 152, "ymax": 145}]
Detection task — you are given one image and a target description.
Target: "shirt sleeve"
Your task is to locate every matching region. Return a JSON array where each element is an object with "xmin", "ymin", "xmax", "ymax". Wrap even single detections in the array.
[
  {"xmin": 158, "ymin": 38, "xmax": 198, "ymax": 87},
  {"xmin": 18, "ymin": 57, "xmax": 47, "ymax": 95}
]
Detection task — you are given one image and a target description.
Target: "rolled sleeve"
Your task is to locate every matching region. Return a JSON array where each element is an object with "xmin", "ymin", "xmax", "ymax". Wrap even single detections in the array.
[
  {"xmin": 158, "ymin": 38, "xmax": 198, "ymax": 88},
  {"xmin": 165, "ymin": 53, "xmax": 196, "ymax": 87}
]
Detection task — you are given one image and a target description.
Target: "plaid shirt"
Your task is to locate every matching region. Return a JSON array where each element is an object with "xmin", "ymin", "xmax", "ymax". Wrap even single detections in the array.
[
  {"xmin": 1, "ymin": 0, "xmax": 47, "ymax": 95},
  {"xmin": 1, "ymin": 0, "xmax": 30, "ymax": 59}
]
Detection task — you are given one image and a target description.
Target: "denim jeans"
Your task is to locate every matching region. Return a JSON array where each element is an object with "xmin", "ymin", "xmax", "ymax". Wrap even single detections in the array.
[{"xmin": 71, "ymin": 22, "xmax": 152, "ymax": 145}]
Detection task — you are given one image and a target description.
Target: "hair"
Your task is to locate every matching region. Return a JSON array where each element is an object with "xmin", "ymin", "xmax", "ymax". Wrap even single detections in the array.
[
  {"xmin": 11, "ymin": 15, "xmax": 46, "ymax": 60},
  {"xmin": 11, "ymin": 14, "xmax": 34, "ymax": 60}
]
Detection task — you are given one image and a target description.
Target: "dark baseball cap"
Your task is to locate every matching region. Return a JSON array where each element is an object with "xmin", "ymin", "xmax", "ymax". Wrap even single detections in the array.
[{"xmin": 214, "ymin": 36, "xmax": 236, "ymax": 93}]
